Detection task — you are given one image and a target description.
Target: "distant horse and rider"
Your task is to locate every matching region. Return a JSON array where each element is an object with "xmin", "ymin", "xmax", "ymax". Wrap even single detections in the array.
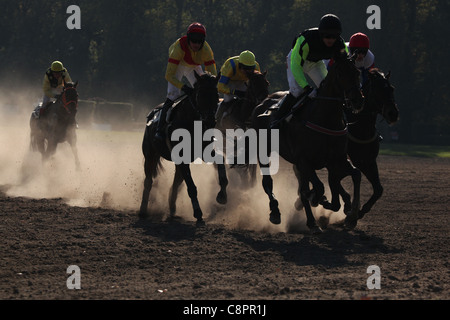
[{"xmin": 29, "ymin": 80, "xmax": 80, "ymax": 170}]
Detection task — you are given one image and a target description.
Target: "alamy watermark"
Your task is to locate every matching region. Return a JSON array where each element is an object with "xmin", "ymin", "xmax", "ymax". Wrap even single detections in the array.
[
  {"xmin": 367, "ymin": 265, "xmax": 381, "ymax": 289},
  {"xmin": 171, "ymin": 121, "xmax": 280, "ymax": 175},
  {"xmin": 67, "ymin": 265, "xmax": 81, "ymax": 289}
]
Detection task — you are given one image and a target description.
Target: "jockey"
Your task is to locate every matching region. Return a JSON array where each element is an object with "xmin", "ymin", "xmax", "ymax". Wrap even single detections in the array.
[
  {"xmin": 154, "ymin": 22, "xmax": 217, "ymax": 143},
  {"xmin": 270, "ymin": 14, "xmax": 348, "ymax": 128},
  {"xmin": 348, "ymin": 32, "xmax": 375, "ymax": 85},
  {"xmin": 218, "ymin": 50, "xmax": 261, "ymax": 102},
  {"xmin": 215, "ymin": 50, "xmax": 261, "ymax": 122},
  {"xmin": 35, "ymin": 61, "xmax": 72, "ymax": 118}
]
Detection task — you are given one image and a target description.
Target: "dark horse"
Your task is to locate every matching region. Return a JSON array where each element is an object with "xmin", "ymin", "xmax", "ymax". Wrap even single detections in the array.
[
  {"xmin": 252, "ymin": 52, "xmax": 364, "ymax": 233},
  {"xmin": 30, "ymin": 81, "xmax": 80, "ymax": 169},
  {"xmin": 337, "ymin": 68, "xmax": 399, "ymax": 219},
  {"xmin": 215, "ymin": 71, "xmax": 270, "ymax": 186},
  {"xmin": 139, "ymin": 72, "xmax": 228, "ymax": 226}
]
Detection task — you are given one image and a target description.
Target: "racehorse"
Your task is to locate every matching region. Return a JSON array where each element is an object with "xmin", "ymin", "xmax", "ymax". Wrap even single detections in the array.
[
  {"xmin": 29, "ymin": 81, "xmax": 80, "ymax": 170},
  {"xmin": 215, "ymin": 71, "xmax": 270, "ymax": 187},
  {"xmin": 139, "ymin": 72, "xmax": 228, "ymax": 226},
  {"xmin": 336, "ymin": 68, "xmax": 399, "ymax": 219},
  {"xmin": 252, "ymin": 52, "xmax": 364, "ymax": 233}
]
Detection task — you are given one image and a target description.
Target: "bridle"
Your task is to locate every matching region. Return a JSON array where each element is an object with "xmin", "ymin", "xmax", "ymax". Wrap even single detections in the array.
[{"xmin": 60, "ymin": 86, "xmax": 78, "ymax": 114}]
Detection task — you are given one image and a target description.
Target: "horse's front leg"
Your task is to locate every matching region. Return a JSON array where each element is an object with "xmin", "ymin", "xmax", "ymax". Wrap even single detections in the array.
[
  {"xmin": 178, "ymin": 163, "xmax": 204, "ymax": 226},
  {"xmin": 357, "ymin": 160, "xmax": 382, "ymax": 219},
  {"xmin": 168, "ymin": 165, "xmax": 184, "ymax": 218},
  {"xmin": 260, "ymin": 164, "xmax": 281, "ymax": 225},
  {"xmin": 297, "ymin": 164, "xmax": 322, "ymax": 234},
  {"xmin": 214, "ymin": 150, "xmax": 228, "ymax": 204}
]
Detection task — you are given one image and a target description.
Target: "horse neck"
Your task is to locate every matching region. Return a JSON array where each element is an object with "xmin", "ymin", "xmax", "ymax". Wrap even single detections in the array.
[{"xmin": 310, "ymin": 82, "xmax": 346, "ymax": 129}]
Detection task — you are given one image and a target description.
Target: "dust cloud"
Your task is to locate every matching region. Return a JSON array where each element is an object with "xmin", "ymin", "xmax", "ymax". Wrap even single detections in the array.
[{"xmin": 0, "ymin": 88, "xmax": 345, "ymax": 233}]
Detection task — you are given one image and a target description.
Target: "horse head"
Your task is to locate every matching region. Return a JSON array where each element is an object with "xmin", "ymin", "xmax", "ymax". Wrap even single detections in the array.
[
  {"xmin": 327, "ymin": 50, "xmax": 365, "ymax": 112},
  {"xmin": 59, "ymin": 80, "xmax": 79, "ymax": 119},
  {"xmin": 364, "ymin": 69, "xmax": 399, "ymax": 125},
  {"xmin": 193, "ymin": 72, "xmax": 219, "ymax": 128},
  {"xmin": 246, "ymin": 70, "xmax": 270, "ymax": 105}
]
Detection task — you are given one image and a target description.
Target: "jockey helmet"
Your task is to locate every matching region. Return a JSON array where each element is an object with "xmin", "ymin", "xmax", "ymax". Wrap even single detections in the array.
[
  {"xmin": 238, "ymin": 50, "xmax": 256, "ymax": 68},
  {"xmin": 50, "ymin": 61, "xmax": 64, "ymax": 72},
  {"xmin": 187, "ymin": 22, "xmax": 206, "ymax": 36},
  {"xmin": 349, "ymin": 33, "xmax": 370, "ymax": 49},
  {"xmin": 319, "ymin": 14, "xmax": 342, "ymax": 37}
]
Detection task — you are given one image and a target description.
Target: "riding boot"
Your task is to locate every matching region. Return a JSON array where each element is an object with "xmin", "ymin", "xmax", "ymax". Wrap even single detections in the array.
[
  {"xmin": 269, "ymin": 93, "xmax": 297, "ymax": 129},
  {"xmin": 154, "ymin": 98, "xmax": 174, "ymax": 143}
]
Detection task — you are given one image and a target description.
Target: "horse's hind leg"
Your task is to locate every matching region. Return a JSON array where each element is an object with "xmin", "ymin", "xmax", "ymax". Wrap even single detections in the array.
[
  {"xmin": 168, "ymin": 165, "xmax": 184, "ymax": 218},
  {"xmin": 178, "ymin": 163, "xmax": 204, "ymax": 226},
  {"xmin": 215, "ymin": 163, "xmax": 228, "ymax": 204},
  {"xmin": 260, "ymin": 164, "xmax": 281, "ymax": 224}
]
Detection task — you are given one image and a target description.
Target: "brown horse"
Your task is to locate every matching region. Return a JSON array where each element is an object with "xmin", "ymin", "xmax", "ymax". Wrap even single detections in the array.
[
  {"xmin": 215, "ymin": 71, "xmax": 270, "ymax": 187},
  {"xmin": 30, "ymin": 81, "xmax": 80, "ymax": 170},
  {"xmin": 252, "ymin": 52, "xmax": 364, "ymax": 233},
  {"xmin": 139, "ymin": 72, "xmax": 228, "ymax": 226}
]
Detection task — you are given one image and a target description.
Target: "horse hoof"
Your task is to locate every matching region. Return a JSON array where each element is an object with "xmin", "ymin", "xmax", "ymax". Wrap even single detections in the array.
[
  {"xmin": 196, "ymin": 219, "xmax": 206, "ymax": 227},
  {"xmin": 269, "ymin": 210, "xmax": 281, "ymax": 225},
  {"xmin": 309, "ymin": 225, "xmax": 323, "ymax": 235},
  {"xmin": 138, "ymin": 209, "xmax": 148, "ymax": 219},
  {"xmin": 294, "ymin": 198, "xmax": 303, "ymax": 211},
  {"xmin": 193, "ymin": 209, "xmax": 203, "ymax": 221},
  {"xmin": 344, "ymin": 217, "xmax": 358, "ymax": 230},
  {"xmin": 216, "ymin": 191, "xmax": 227, "ymax": 205}
]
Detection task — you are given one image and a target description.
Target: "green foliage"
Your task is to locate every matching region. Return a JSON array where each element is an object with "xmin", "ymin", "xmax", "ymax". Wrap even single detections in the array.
[{"xmin": 0, "ymin": 0, "xmax": 448, "ymax": 144}]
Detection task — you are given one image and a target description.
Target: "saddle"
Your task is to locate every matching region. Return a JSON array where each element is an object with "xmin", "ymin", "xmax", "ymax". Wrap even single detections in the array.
[{"xmin": 146, "ymin": 95, "xmax": 188, "ymax": 127}]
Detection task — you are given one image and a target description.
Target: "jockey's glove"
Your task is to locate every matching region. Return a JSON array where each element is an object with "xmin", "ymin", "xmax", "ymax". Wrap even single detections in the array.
[{"xmin": 182, "ymin": 85, "xmax": 194, "ymax": 96}]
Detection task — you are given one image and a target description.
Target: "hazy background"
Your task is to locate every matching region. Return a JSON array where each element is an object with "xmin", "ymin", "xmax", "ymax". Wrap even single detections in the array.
[{"xmin": 0, "ymin": 0, "xmax": 449, "ymax": 144}]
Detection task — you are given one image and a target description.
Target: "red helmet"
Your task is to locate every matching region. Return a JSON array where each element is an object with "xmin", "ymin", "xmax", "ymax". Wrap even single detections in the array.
[
  {"xmin": 349, "ymin": 32, "xmax": 370, "ymax": 49},
  {"xmin": 187, "ymin": 22, "xmax": 206, "ymax": 36}
]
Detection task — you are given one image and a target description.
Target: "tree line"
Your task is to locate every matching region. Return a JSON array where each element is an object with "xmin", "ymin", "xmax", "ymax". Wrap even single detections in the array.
[{"xmin": 0, "ymin": 0, "xmax": 448, "ymax": 144}]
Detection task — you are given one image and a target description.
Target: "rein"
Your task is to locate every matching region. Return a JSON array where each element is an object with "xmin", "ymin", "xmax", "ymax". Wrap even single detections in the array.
[
  {"xmin": 60, "ymin": 87, "xmax": 78, "ymax": 114},
  {"xmin": 305, "ymin": 121, "xmax": 348, "ymax": 136}
]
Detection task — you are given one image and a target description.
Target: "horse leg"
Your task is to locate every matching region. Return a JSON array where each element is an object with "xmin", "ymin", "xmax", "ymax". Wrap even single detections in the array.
[
  {"xmin": 214, "ymin": 151, "xmax": 228, "ymax": 204},
  {"xmin": 329, "ymin": 159, "xmax": 361, "ymax": 229},
  {"xmin": 298, "ymin": 165, "xmax": 322, "ymax": 234},
  {"xmin": 358, "ymin": 161, "xmax": 383, "ymax": 219},
  {"xmin": 139, "ymin": 154, "xmax": 157, "ymax": 218},
  {"xmin": 139, "ymin": 130, "xmax": 161, "ymax": 218},
  {"xmin": 68, "ymin": 131, "xmax": 81, "ymax": 171},
  {"xmin": 293, "ymin": 165, "xmax": 303, "ymax": 211},
  {"xmin": 178, "ymin": 163, "xmax": 205, "ymax": 226},
  {"xmin": 260, "ymin": 164, "xmax": 280, "ymax": 224},
  {"xmin": 168, "ymin": 165, "xmax": 184, "ymax": 218}
]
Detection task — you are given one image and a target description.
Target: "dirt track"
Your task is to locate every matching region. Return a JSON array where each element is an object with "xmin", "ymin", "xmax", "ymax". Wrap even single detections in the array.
[{"xmin": 1, "ymin": 151, "xmax": 449, "ymax": 301}]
